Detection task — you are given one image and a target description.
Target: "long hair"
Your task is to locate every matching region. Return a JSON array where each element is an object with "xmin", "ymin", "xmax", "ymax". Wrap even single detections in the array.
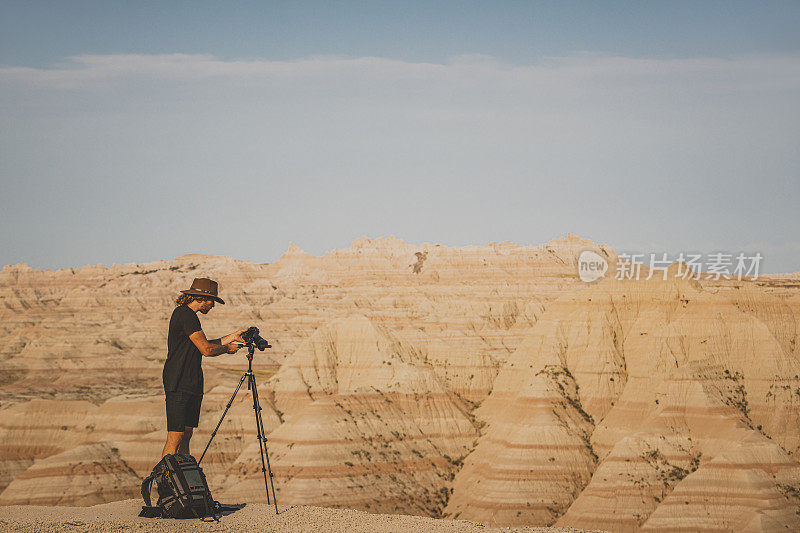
[{"xmin": 176, "ymin": 293, "xmax": 206, "ymax": 306}]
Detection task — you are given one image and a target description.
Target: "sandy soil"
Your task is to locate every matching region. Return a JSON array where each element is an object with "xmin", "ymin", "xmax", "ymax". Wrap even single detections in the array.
[{"xmin": 0, "ymin": 499, "xmax": 603, "ymax": 532}]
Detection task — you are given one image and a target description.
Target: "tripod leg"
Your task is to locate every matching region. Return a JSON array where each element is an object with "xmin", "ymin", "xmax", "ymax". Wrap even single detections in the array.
[
  {"xmin": 248, "ymin": 373, "xmax": 271, "ymax": 504},
  {"xmin": 198, "ymin": 372, "xmax": 248, "ymax": 465},
  {"xmin": 249, "ymin": 373, "xmax": 279, "ymax": 513}
]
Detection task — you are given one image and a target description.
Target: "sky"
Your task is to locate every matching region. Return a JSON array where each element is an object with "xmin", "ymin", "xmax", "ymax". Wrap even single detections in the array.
[{"xmin": 1, "ymin": 1, "xmax": 799, "ymax": 273}]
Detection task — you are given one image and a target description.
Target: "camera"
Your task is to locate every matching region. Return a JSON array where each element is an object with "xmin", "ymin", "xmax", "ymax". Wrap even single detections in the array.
[{"xmin": 242, "ymin": 326, "xmax": 271, "ymax": 351}]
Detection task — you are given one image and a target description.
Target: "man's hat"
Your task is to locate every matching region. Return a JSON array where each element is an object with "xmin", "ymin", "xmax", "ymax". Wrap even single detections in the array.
[{"xmin": 181, "ymin": 278, "xmax": 225, "ymax": 304}]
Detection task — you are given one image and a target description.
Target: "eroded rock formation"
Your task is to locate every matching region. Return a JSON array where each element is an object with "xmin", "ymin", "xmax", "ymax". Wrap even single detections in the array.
[{"xmin": 2, "ymin": 234, "xmax": 799, "ymax": 531}]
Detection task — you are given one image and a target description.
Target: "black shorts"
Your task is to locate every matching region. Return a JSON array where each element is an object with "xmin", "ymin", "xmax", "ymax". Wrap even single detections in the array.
[{"xmin": 165, "ymin": 391, "xmax": 202, "ymax": 432}]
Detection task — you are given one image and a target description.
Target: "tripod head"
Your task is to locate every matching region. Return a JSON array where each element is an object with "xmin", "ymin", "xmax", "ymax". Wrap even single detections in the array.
[{"xmin": 238, "ymin": 327, "xmax": 271, "ymax": 369}]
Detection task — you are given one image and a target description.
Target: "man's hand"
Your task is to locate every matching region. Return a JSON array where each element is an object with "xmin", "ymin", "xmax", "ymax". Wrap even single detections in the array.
[
  {"xmin": 226, "ymin": 343, "xmax": 242, "ymax": 354},
  {"xmin": 216, "ymin": 328, "xmax": 248, "ymax": 346},
  {"xmin": 231, "ymin": 328, "xmax": 248, "ymax": 344}
]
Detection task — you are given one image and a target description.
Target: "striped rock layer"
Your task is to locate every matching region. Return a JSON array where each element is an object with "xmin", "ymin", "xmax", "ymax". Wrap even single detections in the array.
[
  {"xmin": 2, "ymin": 235, "xmax": 800, "ymax": 531},
  {"xmin": 446, "ymin": 263, "xmax": 800, "ymax": 531}
]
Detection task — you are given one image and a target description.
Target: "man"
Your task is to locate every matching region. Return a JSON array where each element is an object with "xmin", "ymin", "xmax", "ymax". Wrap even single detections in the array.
[{"xmin": 161, "ymin": 277, "xmax": 246, "ymax": 458}]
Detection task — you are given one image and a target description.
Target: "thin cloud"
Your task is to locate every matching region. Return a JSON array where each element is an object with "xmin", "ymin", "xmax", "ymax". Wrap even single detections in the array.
[{"xmin": 2, "ymin": 53, "xmax": 798, "ymax": 92}]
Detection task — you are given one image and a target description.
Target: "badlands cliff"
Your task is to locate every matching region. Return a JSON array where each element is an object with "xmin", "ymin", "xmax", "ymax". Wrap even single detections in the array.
[{"xmin": 1, "ymin": 235, "xmax": 799, "ymax": 531}]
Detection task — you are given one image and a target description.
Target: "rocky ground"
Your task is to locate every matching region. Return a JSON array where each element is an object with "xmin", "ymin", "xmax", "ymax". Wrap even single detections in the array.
[{"xmin": 0, "ymin": 499, "xmax": 603, "ymax": 532}]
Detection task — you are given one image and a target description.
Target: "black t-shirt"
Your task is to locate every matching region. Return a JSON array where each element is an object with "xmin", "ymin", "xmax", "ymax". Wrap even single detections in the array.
[{"xmin": 163, "ymin": 305, "xmax": 204, "ymax": 394}]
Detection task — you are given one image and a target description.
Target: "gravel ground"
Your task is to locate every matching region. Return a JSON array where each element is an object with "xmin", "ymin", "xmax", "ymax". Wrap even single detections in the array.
[{"xmin": 0, "ymin": 500, "xmax": 604, "ymax": 532}]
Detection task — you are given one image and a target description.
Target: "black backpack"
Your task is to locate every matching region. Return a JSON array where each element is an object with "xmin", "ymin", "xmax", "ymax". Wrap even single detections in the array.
[{"xmin": 140, "ymin": 454, "xmax": 217, "ymax": 519}]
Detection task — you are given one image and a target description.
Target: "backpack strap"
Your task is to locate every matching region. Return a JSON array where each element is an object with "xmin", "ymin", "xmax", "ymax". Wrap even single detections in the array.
[
  {"xmin": 141, "ymin": 458, "xmax": 167, "ymax": 511},
  {"xmin": 140, "ymin": 473, "xmax": 156, "ymax": 507}
]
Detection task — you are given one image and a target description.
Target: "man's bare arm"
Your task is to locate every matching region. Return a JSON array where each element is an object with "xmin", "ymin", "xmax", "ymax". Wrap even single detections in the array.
[{"xmin": 189, "ymin": 330, "xmax": 240, "ymax": 357}]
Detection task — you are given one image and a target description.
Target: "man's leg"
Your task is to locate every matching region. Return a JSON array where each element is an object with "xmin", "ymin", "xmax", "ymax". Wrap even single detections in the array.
[
  {"xmin": 162, "ymin": 431, "xmax": 184, "ymax": 457},
  {"xmin": 178, "ymin": 427, "xmax": 193, "ymax": 455}
]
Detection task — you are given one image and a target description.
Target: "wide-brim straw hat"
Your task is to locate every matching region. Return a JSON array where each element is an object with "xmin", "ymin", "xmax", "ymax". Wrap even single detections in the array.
[{"xmin": 181, "ymin": 277, "xmax": 225, "ymax": 304}]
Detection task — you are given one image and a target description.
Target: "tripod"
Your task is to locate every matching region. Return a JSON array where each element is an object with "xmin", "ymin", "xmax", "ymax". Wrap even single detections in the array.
[{"xmin": 198, "ymin": 344, "xmax": 278, "ymax": 514}]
